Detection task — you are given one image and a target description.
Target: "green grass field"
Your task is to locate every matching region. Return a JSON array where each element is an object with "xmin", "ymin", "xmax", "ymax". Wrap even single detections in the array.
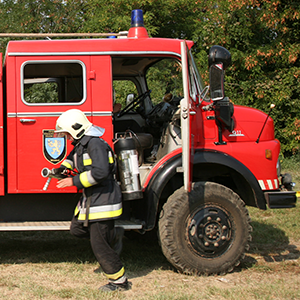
[{"xmin": 0, "ymin": 156, "xmax": 298, "ymax": 299}]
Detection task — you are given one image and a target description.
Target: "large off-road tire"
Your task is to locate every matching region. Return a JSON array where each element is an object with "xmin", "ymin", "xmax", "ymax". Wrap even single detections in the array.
[{"xmin": 158, "ymin": 181, "xmax": 252, "ymax": 275}]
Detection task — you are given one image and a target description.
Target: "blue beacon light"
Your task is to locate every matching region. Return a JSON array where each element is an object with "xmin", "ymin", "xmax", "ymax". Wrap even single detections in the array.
[
  {"xmin": 131, "ymin": 9, "xmax": 144, "ymax": 27},
  {"xmin": 128, "ymin": 9, "xmax": 149, "ymax": 38}
]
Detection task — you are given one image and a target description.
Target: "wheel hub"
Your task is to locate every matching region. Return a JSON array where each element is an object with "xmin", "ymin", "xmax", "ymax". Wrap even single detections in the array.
[{"xmin": 188, "ymin": 206, "xmax": 232, "ymax": 257}]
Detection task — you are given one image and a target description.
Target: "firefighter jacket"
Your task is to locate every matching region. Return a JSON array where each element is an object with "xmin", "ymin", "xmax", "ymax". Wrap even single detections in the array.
[{"xmin": 61, "ymin": 135, "xmax": 122, "ymax": 222}]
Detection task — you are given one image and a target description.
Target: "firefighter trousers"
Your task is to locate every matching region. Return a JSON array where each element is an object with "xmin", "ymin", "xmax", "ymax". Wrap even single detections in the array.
[{"xmin": 70, "ymin": 216, "xmax": 125, "ymax": 281}]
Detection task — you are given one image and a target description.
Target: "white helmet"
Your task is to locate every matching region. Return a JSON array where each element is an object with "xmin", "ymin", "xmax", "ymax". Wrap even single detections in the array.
[{"xmin": 55, "ymin": 109, "xmax": 92, "ymax": 140}]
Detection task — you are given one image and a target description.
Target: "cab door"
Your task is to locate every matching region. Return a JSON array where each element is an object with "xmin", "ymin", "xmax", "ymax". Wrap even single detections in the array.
[
  {"xmin": 0, "ymin": 53, "xmax": 4, "ymax": 195},
  {"xmin": 7, "ymin": 56, "xmax": 92, "ymax": 193},
  {"xmin": 181, "ymin": 41, "xmax": 201, "ymax": 192}
]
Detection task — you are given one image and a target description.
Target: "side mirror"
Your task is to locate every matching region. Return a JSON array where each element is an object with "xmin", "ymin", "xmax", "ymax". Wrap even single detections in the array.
[
  {"xmin": 126, "ymin": 93, "xmax": 135, "ymax": 106},
  {"xmin": 208, "ymin": 45, "xmax": 231, "ymax": 70},
  {"xmin": 208, "ymin": 45, "xmax": 231, "ymax": 102},
  {"xmin": 209, "ymin": 63, "xmax": 224, "ymax": 101}
]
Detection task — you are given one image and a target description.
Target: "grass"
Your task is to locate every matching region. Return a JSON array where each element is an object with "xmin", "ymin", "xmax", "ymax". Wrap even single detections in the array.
[
  {"xmin": 0, "ymin": 212, "xmax": 299, "ymax": 299},
  {"xmin": 0, "ymin": 156, "xmax": 299, "ymax": 299}
]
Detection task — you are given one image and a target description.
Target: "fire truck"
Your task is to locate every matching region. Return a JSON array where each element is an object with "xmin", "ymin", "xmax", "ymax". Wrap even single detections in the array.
[{"xmin": 0, "ymin": 9, "xmax": 296, "ymax": 275}]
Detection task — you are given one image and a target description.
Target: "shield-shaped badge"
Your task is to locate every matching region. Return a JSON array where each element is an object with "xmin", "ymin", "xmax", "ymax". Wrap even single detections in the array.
[{"xmin": 43, "ymin": 130, "xmax": 66, "ymax": 164}]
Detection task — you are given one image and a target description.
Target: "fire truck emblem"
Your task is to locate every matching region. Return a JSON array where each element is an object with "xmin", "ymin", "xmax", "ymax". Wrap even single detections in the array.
[{"xmin": 43, "ymin": 130, "xmax": 66, "ymax": 164}]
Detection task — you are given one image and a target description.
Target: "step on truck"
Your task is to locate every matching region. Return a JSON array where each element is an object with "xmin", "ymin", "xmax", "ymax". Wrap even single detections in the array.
[{"xmin": 0, "ymin": 9, "xmax": 296, "ymax": 275}]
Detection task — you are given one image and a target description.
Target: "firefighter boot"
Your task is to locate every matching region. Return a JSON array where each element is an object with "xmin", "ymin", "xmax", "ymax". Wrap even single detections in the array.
[
  {"xmin": 99, "ymin": 278, "xmax": 132, "ymax": 292},
  {"xmin": 111, "ymin": 227, "xmax": 124, "ymax": 256}
]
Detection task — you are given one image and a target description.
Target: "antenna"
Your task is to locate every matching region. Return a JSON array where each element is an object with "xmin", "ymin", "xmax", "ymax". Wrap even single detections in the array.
[{"xmin": 256, "ymin": 104, "xmax": 275, "ymax": 143}]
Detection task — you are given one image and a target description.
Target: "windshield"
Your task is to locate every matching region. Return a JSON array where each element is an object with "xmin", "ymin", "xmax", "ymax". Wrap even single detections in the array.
[{"xmin": 146, "ymin": 58, "xmax": 183, "ymax": 106}]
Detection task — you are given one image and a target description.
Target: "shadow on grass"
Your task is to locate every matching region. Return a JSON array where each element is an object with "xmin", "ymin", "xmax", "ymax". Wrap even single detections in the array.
[
  {"xmin": 237, "ymin": 220, "xmax": 300, "ymax": 271},
  {"xmin": 0, "ymin": 220, "xmax": 298, "ymax": 276},
  {"xmin": 0, "ymin": 229, "xmax": 171, "ymax": 277},
  {"xmin": 0, "ymin": 231, "xmax": 95, "ymax": 264}
]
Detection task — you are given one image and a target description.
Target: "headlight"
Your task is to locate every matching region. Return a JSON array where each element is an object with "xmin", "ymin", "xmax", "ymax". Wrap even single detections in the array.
[{"xmin": 276, "ymin": 159, "xmax": 281, "ymax": 178}]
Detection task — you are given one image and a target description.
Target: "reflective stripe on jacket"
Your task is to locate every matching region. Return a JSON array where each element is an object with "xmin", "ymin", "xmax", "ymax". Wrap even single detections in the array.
[{"xmin": 61, "ymin": 136, "xmax": 122, "ymax": 222}]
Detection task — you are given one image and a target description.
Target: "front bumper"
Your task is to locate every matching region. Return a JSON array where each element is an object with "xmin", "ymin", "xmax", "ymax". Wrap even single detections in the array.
[{"xmin": 264, "ymin": 191, "xmax": 297, "ymax": 209}]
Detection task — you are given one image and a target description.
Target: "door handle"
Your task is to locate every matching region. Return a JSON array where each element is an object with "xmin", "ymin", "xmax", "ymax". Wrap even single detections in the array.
[{"xmin": 20, "ymin": 119, "xmax": 36, "ymax": 124}]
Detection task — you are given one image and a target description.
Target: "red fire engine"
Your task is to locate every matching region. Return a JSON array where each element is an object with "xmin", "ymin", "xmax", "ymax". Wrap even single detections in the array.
[{"xmin": 0, "ymin": 9, "xmax": 296, "ymax": 275}]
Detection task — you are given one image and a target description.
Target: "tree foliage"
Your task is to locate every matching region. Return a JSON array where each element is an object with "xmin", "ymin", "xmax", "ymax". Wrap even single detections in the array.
[
  {"xmin": 0, "ymin": 0, "xmax": 87, "ymax": 33},
  {"xmin": 0, "ymin": 0, "xmax": 299, "ymax": 156},
  {"xmin": 191, "ymin": 0, "xmax": 300, "ymax": 156},
  {"xmin": 24, "ymin": 82, "xmax": 59, "ymax": 103}
]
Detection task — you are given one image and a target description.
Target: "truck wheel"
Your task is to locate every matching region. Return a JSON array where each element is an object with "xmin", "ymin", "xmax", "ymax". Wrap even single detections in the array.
[{"xmin": 158, "ymin": 181, "xmax": 252, "ymax": 275}]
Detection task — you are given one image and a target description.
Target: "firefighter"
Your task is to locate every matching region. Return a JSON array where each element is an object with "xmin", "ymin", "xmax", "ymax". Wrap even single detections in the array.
[{"xmin": 54, "ymin": 109, "xmax": 131, "ymax": 292}]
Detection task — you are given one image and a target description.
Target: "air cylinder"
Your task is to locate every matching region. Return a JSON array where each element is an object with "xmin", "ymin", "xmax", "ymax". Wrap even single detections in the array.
[{"xmin": 114, "ymin": 137, "xmax": 142, "ymax": 200}]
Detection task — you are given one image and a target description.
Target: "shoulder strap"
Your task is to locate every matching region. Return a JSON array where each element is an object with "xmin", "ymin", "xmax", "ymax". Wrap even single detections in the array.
[{"xmin": 99, "ymin": 138, "xmax": 117, "ymax": 175}]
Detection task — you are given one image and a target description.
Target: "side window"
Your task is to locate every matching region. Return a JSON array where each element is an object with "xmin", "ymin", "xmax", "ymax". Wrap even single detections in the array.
[
  {"xmin": 22, "ymin": 61, "xmax": 86, "ymax": 105},
  {"xmin": 146, "ymin": 58, "xmax": 183, "ymax": 105}
]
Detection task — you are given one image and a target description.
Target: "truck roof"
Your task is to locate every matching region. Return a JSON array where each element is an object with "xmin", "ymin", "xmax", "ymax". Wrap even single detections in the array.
[{"xmin": 6, "ymin": 37, "xmax": 194, "ymax": 58}]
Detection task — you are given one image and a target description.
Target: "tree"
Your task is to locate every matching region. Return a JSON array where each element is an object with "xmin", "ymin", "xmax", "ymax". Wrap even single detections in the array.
[
  {"xmin": 192, "ymin": 0, "xmax": 300, "ymax": 156},
  {"xmin": 0, "ymin": 0, "xmax": 298, "ymax": 156},
  {"xmin": 0, "ymin": 0, "xmax": 87, "ymax": 34},
  {"xmin": 81, "ymin": 0, "xmax": 203, "ymax": 38}
]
